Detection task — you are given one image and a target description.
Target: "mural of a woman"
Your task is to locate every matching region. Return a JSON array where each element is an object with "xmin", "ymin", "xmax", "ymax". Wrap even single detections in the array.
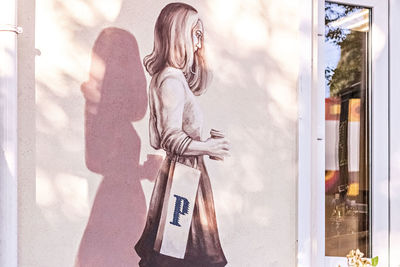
[{"xmin": 135, "ymin": 3, "xmax": 229, "ymax": 267}]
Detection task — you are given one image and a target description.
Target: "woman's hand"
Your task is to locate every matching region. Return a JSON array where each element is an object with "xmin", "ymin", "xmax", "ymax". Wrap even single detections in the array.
[
  {"xmin": 205, "ymin": 137, "xmax": 230, "ymax": 160},
  {"xmin": 182, "ymin": 132, "xmax": 230, "ymax": 160}
]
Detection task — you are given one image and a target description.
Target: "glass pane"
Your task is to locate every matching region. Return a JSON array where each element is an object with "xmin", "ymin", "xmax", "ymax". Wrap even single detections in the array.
[{"xmin": 324, "ymin": 2, "xmax": 371, "ymax": 257}]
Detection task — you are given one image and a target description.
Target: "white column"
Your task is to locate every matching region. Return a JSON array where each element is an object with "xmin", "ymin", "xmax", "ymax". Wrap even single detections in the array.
[
  {"xmin": 0, "ymin": 0, "xmax": 19, "ymax": 265},
  {"xmin": 297, "ymin": 0, "xmax": 313, "ymax": 265}
]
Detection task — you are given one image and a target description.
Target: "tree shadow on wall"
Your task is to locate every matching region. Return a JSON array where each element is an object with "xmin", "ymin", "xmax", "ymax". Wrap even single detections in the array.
[{"xmin": 75, "ymin": 27, "xmax": 162, "ymax": 267}]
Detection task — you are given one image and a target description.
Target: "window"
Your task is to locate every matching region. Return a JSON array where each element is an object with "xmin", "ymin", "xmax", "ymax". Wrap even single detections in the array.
[
  {"xmin": 323, "ymin": 0, "xmax": 389, "ymax": 265},
  {"xmin": 324, "ymin": 2, "xmax": 371, "ymax": 257},
  {"xmin": 298, "ymin": 0, "xmax": 389, "ymax": 266}
]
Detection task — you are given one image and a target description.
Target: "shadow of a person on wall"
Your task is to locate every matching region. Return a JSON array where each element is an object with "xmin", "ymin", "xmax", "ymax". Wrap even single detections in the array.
[{"xmin": 75, "ymin": 27, "xmax": 162, "ymax": 267}]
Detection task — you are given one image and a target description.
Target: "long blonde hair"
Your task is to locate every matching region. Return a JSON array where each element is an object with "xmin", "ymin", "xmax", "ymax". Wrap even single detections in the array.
[{"xmin": 144, "ymin": 2, "xmax": 210, "ymax": 95}]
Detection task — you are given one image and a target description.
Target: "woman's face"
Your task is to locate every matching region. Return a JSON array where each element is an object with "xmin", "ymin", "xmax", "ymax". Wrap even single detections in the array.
[{"xmin": 192, "ymin": 20, "xmax": 203, "ymax": 53}]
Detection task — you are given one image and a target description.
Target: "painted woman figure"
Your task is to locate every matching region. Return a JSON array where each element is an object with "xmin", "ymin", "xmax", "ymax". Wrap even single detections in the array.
[{"xmin": 135, "ymin": 3, "xmax": 229, "ymax": 267}]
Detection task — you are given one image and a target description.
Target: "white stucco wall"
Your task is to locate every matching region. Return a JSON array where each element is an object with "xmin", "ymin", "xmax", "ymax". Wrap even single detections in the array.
[{"xmin": 17, "ymin": 0, "xmax": 300, "ymax": 266}]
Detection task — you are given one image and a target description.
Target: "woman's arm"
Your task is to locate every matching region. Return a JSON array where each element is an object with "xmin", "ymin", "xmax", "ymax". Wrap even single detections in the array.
[
  {"xmin": 183, "ymin": 138, "xmax": 230, "ymax": 159},
  {"xmin": 156, "ymin": 77, "xmax": 190, "ymax": 155}
]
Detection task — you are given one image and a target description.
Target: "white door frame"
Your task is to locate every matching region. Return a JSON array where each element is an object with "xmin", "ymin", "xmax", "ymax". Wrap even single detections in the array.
[{"xmin": 298, "ymin": 0, "xmax": 390, "ymax": 266}]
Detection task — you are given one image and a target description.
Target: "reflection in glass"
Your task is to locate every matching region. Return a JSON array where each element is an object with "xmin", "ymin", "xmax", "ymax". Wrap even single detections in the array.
[{"xmin": 324, "ymin": 2, "xmax": 371, "ymax": 257}]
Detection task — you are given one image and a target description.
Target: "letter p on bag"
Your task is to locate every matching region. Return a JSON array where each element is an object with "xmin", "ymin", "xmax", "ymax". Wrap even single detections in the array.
[{"xmin": 170, "ymin": 195, "xmax": 190, "ymax": 227}]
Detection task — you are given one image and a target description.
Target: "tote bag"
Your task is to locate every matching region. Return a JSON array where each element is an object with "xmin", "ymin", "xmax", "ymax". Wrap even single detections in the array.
[{"xmin": 154, "ymin": 141, "xmax": 201, "ymax": 259}]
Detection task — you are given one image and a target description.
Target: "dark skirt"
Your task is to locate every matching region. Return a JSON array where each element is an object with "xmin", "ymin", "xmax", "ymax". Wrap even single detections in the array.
[{"xmin": 135, "ymin": 156, "xmax": 227, "ymax": 267}]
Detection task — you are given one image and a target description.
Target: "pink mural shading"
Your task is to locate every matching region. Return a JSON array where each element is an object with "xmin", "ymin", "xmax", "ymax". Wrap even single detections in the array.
[{"xmin": 75, "ymin": 27, "xmax": 162, "ymax": 267}]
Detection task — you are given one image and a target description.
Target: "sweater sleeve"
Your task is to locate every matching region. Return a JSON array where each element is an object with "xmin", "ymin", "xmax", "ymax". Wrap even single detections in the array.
[{"xmin": 156, "ymin": 77, "xmax": 191, "ymax": 155}]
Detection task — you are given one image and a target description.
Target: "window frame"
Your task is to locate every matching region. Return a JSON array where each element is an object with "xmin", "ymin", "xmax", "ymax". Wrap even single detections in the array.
[
  {"xmin": 389, "ymin": 0, "xmax": 400, "ymax": 266},
  {"xmin": 298, "ymin": 0, "xmax": 389, "ymax": 266}
]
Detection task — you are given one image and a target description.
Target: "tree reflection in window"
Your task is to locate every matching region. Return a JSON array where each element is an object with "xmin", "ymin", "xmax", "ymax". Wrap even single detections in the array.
[
  {"xmin": 325, "ymin": 2, "xmax": 367, "ymax": 96},
  {"xmin": 324, "ymin": 2, "xmax": 371, "ymax": 257}
]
